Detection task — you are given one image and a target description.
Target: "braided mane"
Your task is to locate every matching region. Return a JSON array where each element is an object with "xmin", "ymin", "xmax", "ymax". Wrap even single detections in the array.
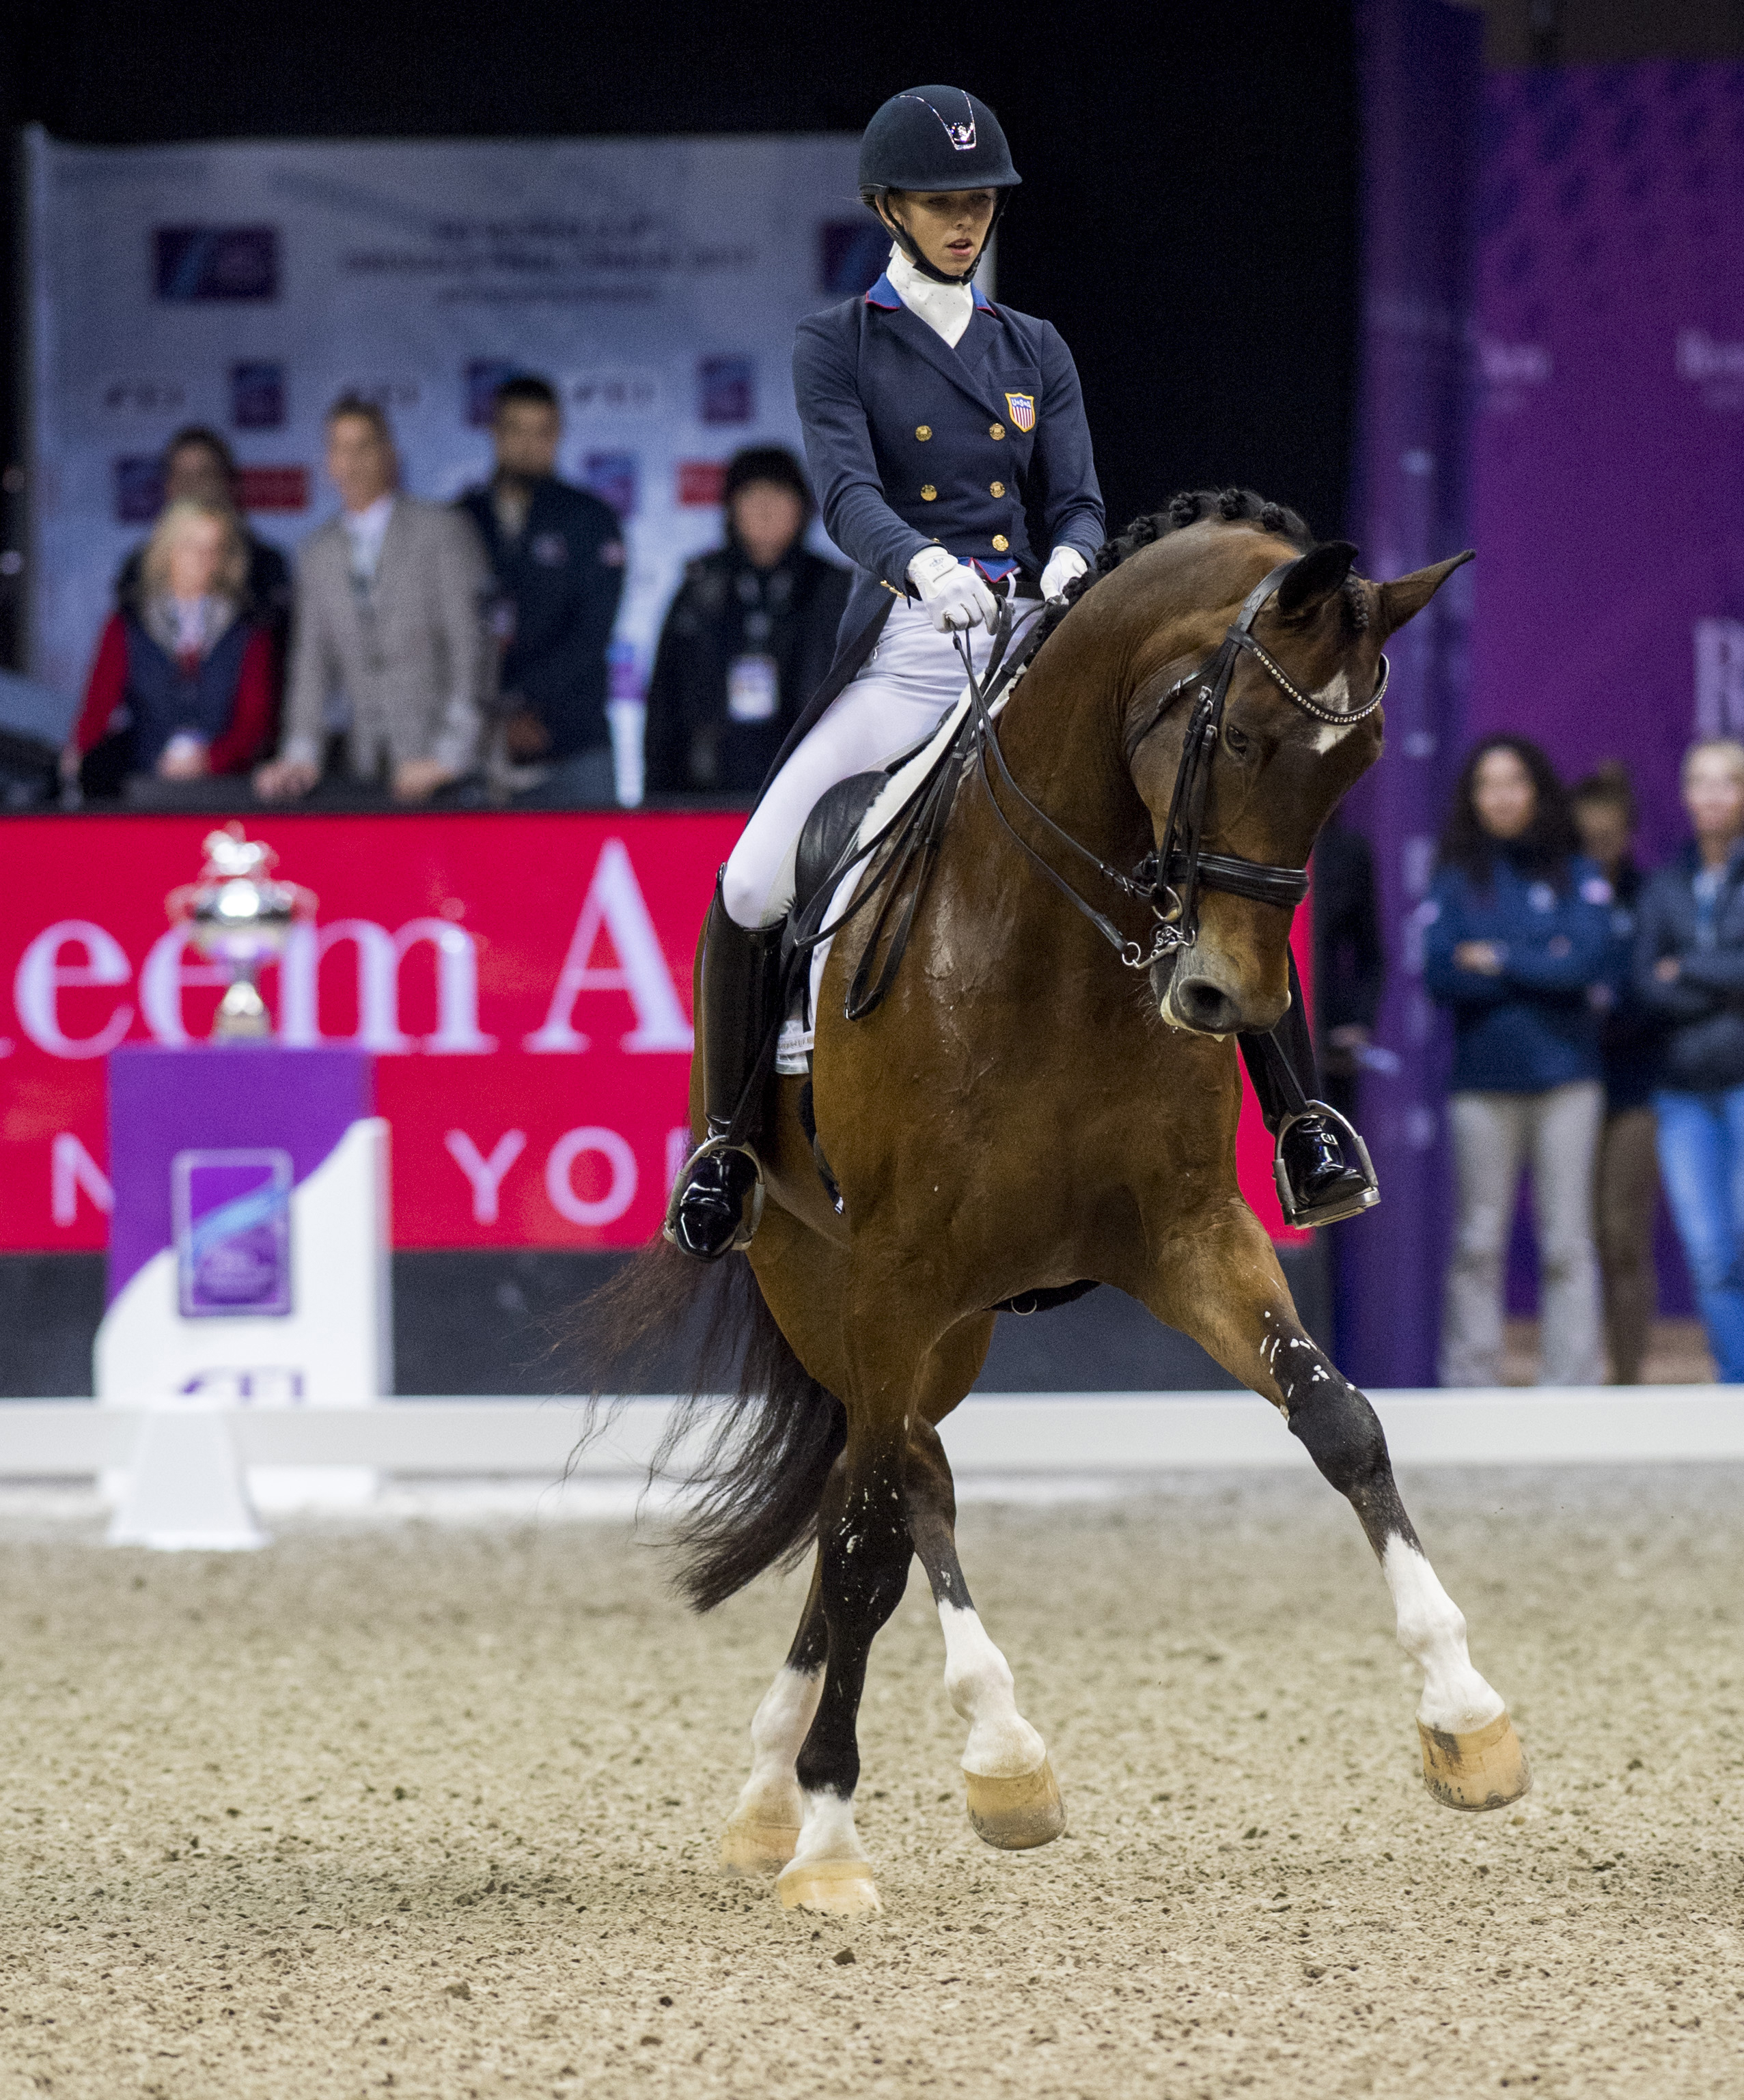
[{"xmin": 1040, "ymin": 485, "xmax": 1368, "ymax": 641}]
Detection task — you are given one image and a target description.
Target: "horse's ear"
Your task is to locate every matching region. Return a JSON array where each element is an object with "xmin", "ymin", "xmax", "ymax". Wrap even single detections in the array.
[
  {"xmin": 1274, "ymin": 540, "xmax": 1357, "ymax": 618},
  {"xmin": 1375, "ymin": 549, "xmax": 1474, "ymax": 638}
]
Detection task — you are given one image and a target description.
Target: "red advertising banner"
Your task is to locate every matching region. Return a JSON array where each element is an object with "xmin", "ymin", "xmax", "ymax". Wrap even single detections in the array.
[{"xmin": 0, "ymin": 811, "xmax": 1303, "ymax": 1253}]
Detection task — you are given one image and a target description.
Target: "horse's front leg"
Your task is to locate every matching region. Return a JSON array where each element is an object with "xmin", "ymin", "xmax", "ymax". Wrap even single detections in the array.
[
  {"xmin": 1135, "ymin": 1199, "xmax": 1530, "ymax": 1810},
  {"xmin": 906, "ymin": 1409, "xmax": 1066, "ymax": 1849}
]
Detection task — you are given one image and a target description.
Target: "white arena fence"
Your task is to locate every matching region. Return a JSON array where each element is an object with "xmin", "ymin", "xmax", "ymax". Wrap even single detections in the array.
[
  {"xmin": 1, "ymin": 1387, "xmax": 1743, "ymax": 1551},
  {"xmin": 3, "ymin": 1388, "xmax": 1744, "ymax": 1480}
]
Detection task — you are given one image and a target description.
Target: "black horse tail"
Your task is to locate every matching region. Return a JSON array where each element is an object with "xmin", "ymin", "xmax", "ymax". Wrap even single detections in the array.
[{"xmin": 574, "ymin": 1240, "xmax": 845, "ymax": 1613}]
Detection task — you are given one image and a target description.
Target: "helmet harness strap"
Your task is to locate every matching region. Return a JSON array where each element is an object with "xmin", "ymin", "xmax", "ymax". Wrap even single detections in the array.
[{"xmin": 872, "ymin": 187, "xmax": 1010, "ymax": 288}]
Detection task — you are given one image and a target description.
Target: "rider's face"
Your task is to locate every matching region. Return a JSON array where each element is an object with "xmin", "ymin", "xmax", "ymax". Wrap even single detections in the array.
[{"xmin": 884, "ymin": 188, "xmax": 997, "ymax": 277}]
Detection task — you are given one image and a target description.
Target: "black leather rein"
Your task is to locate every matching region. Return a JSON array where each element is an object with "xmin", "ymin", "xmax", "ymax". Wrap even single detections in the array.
[{"xmin": 963, "ymin": 555, "xmax": 1389, "ymax": 972}]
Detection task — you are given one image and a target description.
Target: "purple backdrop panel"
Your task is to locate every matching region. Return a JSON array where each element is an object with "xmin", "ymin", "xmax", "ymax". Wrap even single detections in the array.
[
  {"xmin": 106, "ymin": 1046, "xmax": 373, "ymax": 1304},
  {"xmin": 1471, "ymin": 62, "xmax": 1744, "ymax": 865},
  {"xmin": 1340, "ymin": 0, "xmax": 1482, "ymax": 1390}
]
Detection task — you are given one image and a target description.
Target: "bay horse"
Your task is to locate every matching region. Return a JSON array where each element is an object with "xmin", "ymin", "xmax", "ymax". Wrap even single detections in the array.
[{"xmin": 595, "ymin": 489, "xmax": 1527, "ymax": 1918}]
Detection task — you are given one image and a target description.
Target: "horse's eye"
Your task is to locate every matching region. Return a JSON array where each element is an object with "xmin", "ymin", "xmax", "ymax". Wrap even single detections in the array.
[{"xmin": 1223, "ymin": 722, "xmax": 1250, "ymax": 758}]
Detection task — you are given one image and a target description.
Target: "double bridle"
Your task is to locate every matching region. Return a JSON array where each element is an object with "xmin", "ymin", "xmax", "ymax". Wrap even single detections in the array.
[{"xmin": 963, "ymin": 555, "xmax": 1389, "ymax": 972}]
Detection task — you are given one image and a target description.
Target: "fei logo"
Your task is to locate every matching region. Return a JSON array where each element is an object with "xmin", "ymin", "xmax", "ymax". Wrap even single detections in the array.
[
  {"xmin": 583, "ymin": 452, "xmax": 639, "ymax": 520},
  {"xmin": 173, "ymin": 1149, "xmax": 292, "ymax": 1319},
  {"xmin": 698, "ymin": 356, "xmax": 755, "ymax": 426},
  {"xmin": 154, "ymin": 227, "xmax": 279, "ymax": 302},
  {"xmin": 230, "ymin": 361, "xmax": 286, "ymax": 430}
]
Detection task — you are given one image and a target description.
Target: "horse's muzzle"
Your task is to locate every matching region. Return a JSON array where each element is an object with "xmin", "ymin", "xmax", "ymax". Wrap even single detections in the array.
[
  {"xmin": 1156, "ymin": 953, "xmax": 1288, "ymax": 1037},
  {"xmin": 1166, "ymin": 973, "xmax": 1245, "ymax": 1035}
]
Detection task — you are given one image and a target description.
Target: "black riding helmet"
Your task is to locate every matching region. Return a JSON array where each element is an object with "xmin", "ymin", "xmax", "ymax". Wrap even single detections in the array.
[{"xmin": 858, "ymin": 86, "xmax": 1021, "ymax": 288}]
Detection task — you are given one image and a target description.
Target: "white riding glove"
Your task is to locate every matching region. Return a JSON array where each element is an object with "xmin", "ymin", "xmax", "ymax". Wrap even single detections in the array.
[
  {"xmin": 1039, "ymin": 545, "xmax": 1089, "ymax": 601},
  {"xmin": 907, "ymin": 546, "xmax": 999, "ymax": 634}
]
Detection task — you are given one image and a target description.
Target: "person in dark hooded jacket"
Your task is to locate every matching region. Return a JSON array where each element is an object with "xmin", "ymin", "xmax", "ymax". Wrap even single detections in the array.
[
  {"xmin": 1633, "ymin": 738, "xmax": 1744, "ymax": 1382},
  {"xmin": 641, "ymin": 447, "xmax": 850, "ymax": 800}
]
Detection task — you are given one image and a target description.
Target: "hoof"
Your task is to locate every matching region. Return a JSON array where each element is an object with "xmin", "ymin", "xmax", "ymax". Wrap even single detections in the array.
[
  {"xmin": 1419, "ymin": 1711, "xmax": 1531, "ymax": 1812},
  {"xmin": 719, "ymin": 1817, "xmax": 800, "ymax": 1875},
  {"xmin": 966, "ymin": 1755, "xmax": 1067, "ymax": 1849},
  {"xmin": 776, "ymin": 1856, "xmax": 882, "ymax": 1916}
]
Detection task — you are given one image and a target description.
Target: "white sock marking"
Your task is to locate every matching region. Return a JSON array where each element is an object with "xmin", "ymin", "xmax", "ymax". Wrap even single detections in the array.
[
  {"xmin": 791, "ymin": 1787, "xmax": 868, "ymax": 1866},
  {"xmin": 939, "ymin": 1603, "xmax": 1047, "ymax": 1778},
  {"xmin": 1382, "ymin": 1538, "xmax": 1506, "ymax": 1735},
  {"xmin": 728, "ymin": 1665, "xmax": 821, "ymax": 1828}
]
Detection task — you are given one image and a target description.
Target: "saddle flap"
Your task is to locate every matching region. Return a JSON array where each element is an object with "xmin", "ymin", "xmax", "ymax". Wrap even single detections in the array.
[{"xmin": 792, "ymin": 772, "xmax": 887, "ymax": 924}]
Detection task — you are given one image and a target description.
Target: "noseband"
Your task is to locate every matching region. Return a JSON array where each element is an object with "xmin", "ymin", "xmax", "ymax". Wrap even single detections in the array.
[{"xmin": 965, "ymin": 555, "xmax": 1389, "ymax": 971}]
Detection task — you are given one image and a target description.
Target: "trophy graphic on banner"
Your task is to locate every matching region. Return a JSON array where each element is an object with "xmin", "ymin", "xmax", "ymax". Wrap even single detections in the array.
[{"xmin": 166, "ymin": 823, "xmax": 317, "ymax": 1040}]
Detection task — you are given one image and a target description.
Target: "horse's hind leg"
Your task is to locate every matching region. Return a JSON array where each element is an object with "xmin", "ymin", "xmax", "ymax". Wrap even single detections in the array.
[
  {"xmin": 774, "ymin": 1408, "xmax": 913, "ymax": 1916},
  {"xmin": 719, "ymin": 1560, "xmax": 825, "ymax": 1875},
  {"xmin": 1138, "ymin": 1203, "xmax": 1529, "ymax": 1811},
  {"xmin": 906, "ymin": 1414, "xmax": 1066, "ymax": 1849}
]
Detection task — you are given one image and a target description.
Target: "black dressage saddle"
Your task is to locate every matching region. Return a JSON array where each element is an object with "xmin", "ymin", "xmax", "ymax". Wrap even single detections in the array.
[{"xmin": 790, "ymin": 771, "xmax": 887, "ymax": 932}]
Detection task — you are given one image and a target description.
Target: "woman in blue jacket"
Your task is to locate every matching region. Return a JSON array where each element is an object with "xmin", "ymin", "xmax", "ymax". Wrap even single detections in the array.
[
  {"xmin": 1424, "ymin": 736, "xmax": 1613, "ymax": 1386},
  {"xmin": 1633, "ymin": 738, "xmax": 1744, "ymax": 1382},
  {"xmin": 667, "ymin": 85, "xmax": 1378, "ymax": 1259}
]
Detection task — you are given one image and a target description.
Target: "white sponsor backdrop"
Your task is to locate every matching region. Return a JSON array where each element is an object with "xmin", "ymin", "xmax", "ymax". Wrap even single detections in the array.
[{"xmin": 25, "ymin": 128, "xmax": 874, "ymax": 720}]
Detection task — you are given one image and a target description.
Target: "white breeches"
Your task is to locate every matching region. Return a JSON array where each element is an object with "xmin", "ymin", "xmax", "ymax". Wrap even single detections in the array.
[{"xmin": 721, "ymin": 591, "xmax": 1041, "ymax": 931}]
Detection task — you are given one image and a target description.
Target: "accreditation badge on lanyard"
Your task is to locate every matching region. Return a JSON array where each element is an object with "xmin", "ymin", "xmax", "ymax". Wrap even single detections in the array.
[{"xmin": 728, "ymin": 654, "xmax": 780, "ymax": 723}]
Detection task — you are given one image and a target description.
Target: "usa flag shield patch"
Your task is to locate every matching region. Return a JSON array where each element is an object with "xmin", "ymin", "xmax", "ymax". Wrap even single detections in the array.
[{"xmin": 1004, "ymin": 391, "xmax": 1036, "ymax": 432}]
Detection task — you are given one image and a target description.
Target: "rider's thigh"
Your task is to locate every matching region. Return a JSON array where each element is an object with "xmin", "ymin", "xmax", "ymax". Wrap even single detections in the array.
[
  {"xmin": 722, "ymin": 666, "xmax": 956, "ymax": 929},
  {"xmin": 719, "ymin": 592, "xmax": 1044, "ymax": 931}
]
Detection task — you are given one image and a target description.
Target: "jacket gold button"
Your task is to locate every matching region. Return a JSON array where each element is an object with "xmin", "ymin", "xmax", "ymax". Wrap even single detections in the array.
[
  {"xmin": 990, "ymin": 481, "xmax": 1006, "ymax": 498},
  {"xmin": 989, "ymin": 423, "xmax": 1006, "ymax": 439},
  {"xmin": 920, "ymin": 485, "xmax": 937, "ymax": 501},
  {"xmin": 991, "ymin": 533, "xmax": 1010, "ymax": 552},
  {"xmin": 915, "ymin": 425, "xmax": 932, "ymax": 440}
]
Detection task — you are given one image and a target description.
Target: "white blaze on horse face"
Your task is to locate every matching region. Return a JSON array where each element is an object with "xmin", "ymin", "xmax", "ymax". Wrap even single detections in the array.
[
  {"xmin": 1305, "ymin": 670, "xmax": 1361, "ymax": 753},
  {"xmin": 729, "ymin": 1665, "xmax": 822, "ymax": 1830},
  {"xmin": 1310, "ymin": 717, "xmax": 1360, "ymax": 754},
  {"xmin": 939, "ymin": 1603, "xmax": 1047, "ymax": 1778},
  {"xmin": 1381, "ymin": 1537, "xmax": 1507, "ymax": 1735}
]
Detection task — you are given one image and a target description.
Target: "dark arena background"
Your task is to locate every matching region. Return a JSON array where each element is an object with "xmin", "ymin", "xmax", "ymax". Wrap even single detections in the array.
[{"xmin": 3, "ymin": 4, "xmax": 1744, "ymax": 2096}]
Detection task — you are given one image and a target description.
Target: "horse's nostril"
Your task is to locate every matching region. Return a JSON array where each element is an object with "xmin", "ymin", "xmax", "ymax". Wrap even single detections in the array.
[{"xmin": 1174, "ymin": 977, "xmax": 1238, "ymax": 1033}]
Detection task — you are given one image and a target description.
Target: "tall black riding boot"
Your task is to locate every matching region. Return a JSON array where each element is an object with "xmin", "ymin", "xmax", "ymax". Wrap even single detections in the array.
[
  {"xmin": 663, "ymin": 879, "xmax": 786, "ymax": 1261},
  {"xmin": 1238, "ymin": 951, "xmax": 1379, "ymax": 1229}
]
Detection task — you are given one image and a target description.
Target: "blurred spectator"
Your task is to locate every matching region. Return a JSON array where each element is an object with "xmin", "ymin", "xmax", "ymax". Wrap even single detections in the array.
[
  {"xmin": 456, "ymin": 375, "xmax": 625, "ymax": 807},
  {"xmin": 1424, "ymin": 736, "xmax": 1612, "ymax": 1387},
  {"xmin": 643, "ymin": 447, "xmax": 850, "ymax": 798},
  {"xmin": 64, "ymin": 499, "xmax": 274, "ymax": 798},
  {"xmin": 256, "ymin": 397, "xmax": 488, "ymax": 806},
  {"xmin": 1312, "ymin": 815, "xmax": 1385, "ymax": 1130},
  {"xmin": 114, "ymin": 425, "xmax": 291, "ymax": 654},
  {"xmin": 1571, "ymin": 762, "xmax": 1662, "ymax": 1383},
  {"xmin": 1633, "ymin": 739, "xmax": 1744, "ymax": 1383}
]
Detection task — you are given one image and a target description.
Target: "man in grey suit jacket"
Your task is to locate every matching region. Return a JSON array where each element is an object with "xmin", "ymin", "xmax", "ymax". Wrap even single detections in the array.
[{"xmin": 256, "ymin": 397, "xmax": 488, "ymax": 803}]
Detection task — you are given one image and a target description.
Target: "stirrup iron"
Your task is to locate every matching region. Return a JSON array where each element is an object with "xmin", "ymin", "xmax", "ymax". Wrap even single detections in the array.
[
  {"xmin": 1273, "ymin": 1100, "xmax": 1379, "ymax": 1230},
  {"xmin": 663, "ymin": 1134, "xmax": 766, "ymax": 1260}
]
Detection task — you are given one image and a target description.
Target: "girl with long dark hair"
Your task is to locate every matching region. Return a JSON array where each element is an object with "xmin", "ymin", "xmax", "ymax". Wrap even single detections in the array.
[{"xmin": 1424, "ymin": 736, "xmax": 1613, "ymax": 1385}]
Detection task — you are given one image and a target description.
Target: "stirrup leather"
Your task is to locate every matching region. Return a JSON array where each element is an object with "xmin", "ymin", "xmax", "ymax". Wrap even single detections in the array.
[
  {"xmin": 663, "ymin": 1133, "xmax": 766, "ymax": 1259},
  {"xmin": 1273, "ymin": 1100, "xmax": 1380, "ymax": 1230}
]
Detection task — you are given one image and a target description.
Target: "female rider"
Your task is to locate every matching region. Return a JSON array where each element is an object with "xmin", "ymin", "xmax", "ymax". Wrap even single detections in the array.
[{"xmin": 667, "ymin": 85, "xmax": 1374, "ymax": 1260}]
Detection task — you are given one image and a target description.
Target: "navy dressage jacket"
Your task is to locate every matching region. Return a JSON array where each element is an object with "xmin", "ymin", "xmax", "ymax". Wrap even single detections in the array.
[{"xmin": 763, "ymin": 272, "xmax": 1105, "ymax": 789}]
